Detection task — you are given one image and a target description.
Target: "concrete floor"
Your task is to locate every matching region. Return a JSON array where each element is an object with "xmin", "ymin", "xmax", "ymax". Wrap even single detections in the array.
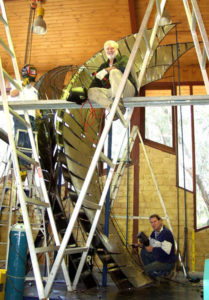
[{"xmin": 23, "ymin": 272, "xmax": 203, "ymax": 300}]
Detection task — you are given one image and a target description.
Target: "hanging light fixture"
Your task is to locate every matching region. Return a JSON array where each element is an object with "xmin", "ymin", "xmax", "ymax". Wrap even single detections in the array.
[
  {"xmin": 159, "ymin": 10, "xmax": 172, "ymax": 26},
  {"xmin": 32, "ymin": 2, "xmax": 47, "ymax": 35}
]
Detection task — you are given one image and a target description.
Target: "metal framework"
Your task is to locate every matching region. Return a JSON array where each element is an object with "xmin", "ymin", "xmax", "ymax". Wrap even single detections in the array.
[
  {"xmin": 44, "ymin": 0, "xmax": 209, "ymax": 296},
  {"xmin": 0, "ymin": 0, "xmax": 209, "ymax": 298},
  {"xmin": 0, "ymin": 95, "xmax": 209, "ymax": 111}
]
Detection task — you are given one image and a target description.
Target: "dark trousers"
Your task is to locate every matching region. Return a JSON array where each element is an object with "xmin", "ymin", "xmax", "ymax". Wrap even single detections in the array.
[{"xmin": 140, "ymin": 248, "xmax": 175, "ymax": 278}]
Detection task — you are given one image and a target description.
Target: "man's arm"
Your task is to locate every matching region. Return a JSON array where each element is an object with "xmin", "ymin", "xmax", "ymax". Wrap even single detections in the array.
[
  {"xmin": 113, "ymin": 55, "xmax": 128, "ymax": 73},
  {"xmin": 89, "ymin": 61, "xmax": 109, "ymax": 88},
  {"xmin": 149, "ymin": 238, "xmax": 172, "ymax": 255},
  {"xmin": 150, "ymin": 229, "xmax": 175, "ymax": 261},
  {"xmin": 10, "ymin": 89, "xmax": 20, "ymax": 97}
]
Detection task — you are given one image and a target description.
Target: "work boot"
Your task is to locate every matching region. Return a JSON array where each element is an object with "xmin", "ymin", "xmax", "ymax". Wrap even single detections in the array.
[{"xmin": 109, "ymin": 99, "xmax": 126, "ymax": 121}]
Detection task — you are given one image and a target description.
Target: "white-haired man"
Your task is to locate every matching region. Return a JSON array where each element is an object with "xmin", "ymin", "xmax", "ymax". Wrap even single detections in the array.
[{"xmin": 88, "ymin": 40, "xmax": 137, "ymax": 118}]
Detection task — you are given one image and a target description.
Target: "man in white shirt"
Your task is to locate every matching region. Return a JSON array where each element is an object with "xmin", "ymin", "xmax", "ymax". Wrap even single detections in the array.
[
  {"xmin": 88, "ymin": 40, "xmax": 137, "ymax": 119},
  {"xmin": 10, "ymin": 64, "xmax": 39, "ymax": 166}
]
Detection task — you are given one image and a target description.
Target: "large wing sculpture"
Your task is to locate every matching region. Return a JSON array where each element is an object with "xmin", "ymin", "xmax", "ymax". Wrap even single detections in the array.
[{"xmin": 36, "ymin": 24, "xmax": 193, "ymax": 289}]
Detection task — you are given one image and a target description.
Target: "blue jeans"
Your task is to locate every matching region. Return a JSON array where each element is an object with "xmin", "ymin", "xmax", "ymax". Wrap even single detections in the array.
[{"xmin": 140, "ymin": 248, "xmax": 175, "ymax": 278}]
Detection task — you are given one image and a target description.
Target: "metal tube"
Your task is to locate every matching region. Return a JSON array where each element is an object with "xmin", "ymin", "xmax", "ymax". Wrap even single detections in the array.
[
  {"xmin": 102, "ymin": 126, "xmax": 112, "ymax": 286},
  {"xmin": 1, "ymin": 95, "xmax": 209, "ymax": 111},
  {"xmin": 126, "ymin": 127, "xmax": 130, "ymax": 248}
]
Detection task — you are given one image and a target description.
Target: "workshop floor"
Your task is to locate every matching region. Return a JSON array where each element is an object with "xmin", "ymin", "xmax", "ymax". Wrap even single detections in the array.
[{"xmin": 23, "ymin": 271, "xmax": 203, "ymax": 300}]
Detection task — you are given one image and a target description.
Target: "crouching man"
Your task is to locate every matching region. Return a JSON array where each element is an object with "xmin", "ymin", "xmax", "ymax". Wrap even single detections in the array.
[{"xmin": 139, "ymin": 214, "xmax": 176, "ymax": 278}]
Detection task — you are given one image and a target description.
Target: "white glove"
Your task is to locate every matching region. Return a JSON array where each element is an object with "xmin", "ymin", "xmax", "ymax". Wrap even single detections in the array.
[
  {"xmin": 161, "ymin": 240, "xmax": 172, "ymax": 254},
  {"xmin": 96, "ymin": 69, "xmax": 108, "ymax": 80},
  {"xmin": 149, "ymin": 238, "xmax": 172, "ymax": 255},
  {"xmin": 149, "ymin": 238, "xmax": 162, "ymax": 248}
]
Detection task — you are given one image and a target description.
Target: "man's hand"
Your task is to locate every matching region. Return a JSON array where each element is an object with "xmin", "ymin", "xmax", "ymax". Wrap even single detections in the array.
[
  {"xmin": 105, "ymin": 66, "xmax": 116, "ymax": 73},
  {"xmin": 36, "ymin": 110, "xmax": 42, "ymax": 119},
  {"xmin": 96, "ymin": 69, "xmax": 108, "ymax": 80},
  {"xmin": 10, "ymin": 89, "xmax": 19, "ymax": 97},
  {"xmin": 132, "ymin": 243, "xmax": 143, "ymax": 248},
  {"xmin": 145, "ymin": 245, "xmax": 153, "ymax": 253}
]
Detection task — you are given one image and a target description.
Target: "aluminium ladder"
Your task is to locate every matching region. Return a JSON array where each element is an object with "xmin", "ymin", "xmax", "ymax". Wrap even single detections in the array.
[
  {"xmin": 110, "ymin": 126, "xmax": 188, "ymax": 275},
  {"xmin": 0, "ymin": 159, "xmax": 15, "ymax": 269},
  {"xmin": 182, "ymin": 0, "xmax": 209, "ymax": 94},
  {"xmin": 0, "ymin": 130, "xmax": 46, "ymax": 274},
  {"xmin": 44, "ymin": 0, "xmax": 209, "ymax": 295},
  {"xmin": 108, "ymin": 124, "xmax": 187, "ymax": 276},
  {"xmin": 0, "ymin": 1, "xmax": 72, "ymax": 299}
]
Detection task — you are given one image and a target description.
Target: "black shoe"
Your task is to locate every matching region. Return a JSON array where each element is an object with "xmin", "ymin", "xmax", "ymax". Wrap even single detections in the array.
[{"xmin": 109, "ymin": 99, "xmax": 126, "ymax": 121}]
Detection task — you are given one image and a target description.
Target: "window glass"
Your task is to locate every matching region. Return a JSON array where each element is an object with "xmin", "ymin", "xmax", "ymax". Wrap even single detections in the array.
[
  {"xmin": 177, "ymin": 86, "xmax": 193, "ymax": 191},
  {"xmin": 111, "ymin": 111, "xmax": 129, "ymax": 159},
  {"xmin": 145, "ymin": 90, "xmax": 172, "ymax": 147},
  {"xmin": 193, "ymin": 86, "xmax": 209, "ymax": 229},
  {"xmin": 104, "ymin": 109, "xmax": 130, "ymax": 169}
]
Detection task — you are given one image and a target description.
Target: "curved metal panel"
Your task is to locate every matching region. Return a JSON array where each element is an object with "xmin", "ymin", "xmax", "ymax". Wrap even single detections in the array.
[{"xmin": 35, "ymin": 24, "xmax": 194, "ymax": 289}]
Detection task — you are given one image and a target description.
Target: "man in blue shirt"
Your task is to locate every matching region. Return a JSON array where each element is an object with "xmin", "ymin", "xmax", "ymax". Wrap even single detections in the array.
[{"xmin": 140, "ymin": 214, "xmax": 176, "ymax": 278}]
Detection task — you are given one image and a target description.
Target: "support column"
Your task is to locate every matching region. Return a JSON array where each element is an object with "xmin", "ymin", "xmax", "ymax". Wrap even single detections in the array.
[
  {"xmin": 128, "ymin": 0, "xmax": 137, "ymax": 33},
  {"xmin": 131, "ymin": 108, "xmax": 140, "ymax": 244}
]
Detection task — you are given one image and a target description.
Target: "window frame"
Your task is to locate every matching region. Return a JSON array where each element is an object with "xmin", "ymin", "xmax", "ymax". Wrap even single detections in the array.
[
  {"xmin": 139, "ymin": 83, "xmax": 177, "ymax": 155},
  {"xmin": 192, "ymin": 85, "xmax": 209, "ymax": 231}
]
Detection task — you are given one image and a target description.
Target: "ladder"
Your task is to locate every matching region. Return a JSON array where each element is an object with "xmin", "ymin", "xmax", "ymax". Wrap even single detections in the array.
[
  {"xmin": 44, "ymin": 0, "xmax": 209, "ymax": 295},
  {"xmin": 0, "ymin": 157, "xmax": 15, "ymax": 269},
  {"xmin": 0, "ymin": 1, "xmax": 72, "ymax": 299},
  {"xmin": 182, "ymin": 0, "xmax": 209, "ymax": 94},
  {"xmin": 108, "ymin": 124, "xmax": 187, "ymax": 276},
  {"xmin": 112, "ymin": 126, "xmax": 188, "ymax": 274},
  {"xmin": 0, "ymin": 131, "xmax": 41, "ymax": 271}
]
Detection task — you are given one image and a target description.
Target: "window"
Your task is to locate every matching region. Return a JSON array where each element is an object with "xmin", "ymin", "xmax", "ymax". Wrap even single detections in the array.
[
  {"xmin": 104, "ymin": 109, "xmax": 130, "ymax": 169},
  {"xmin": 177, "ymin": 86, "xmax": 193, "ymax": 192},
  {"xmin": 193, "ymin": 86, "xmax": 209, "ymax": 229},
  {"xmin": 141, "ymin": 83, "xmax": 209, "ymax": 231},
  {"xmin": 142, "ymin": 88, "xmax": 175, "ymax": 153},
  {"xmin": 145, "ymin": 90, "xmax": 172, "ymax": 147}
]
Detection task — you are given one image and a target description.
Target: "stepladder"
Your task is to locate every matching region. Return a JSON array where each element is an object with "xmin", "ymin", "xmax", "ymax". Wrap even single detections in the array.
[
  {"xmin": 0, "ymin": 128, "xmax": 42, "ymax": 270},
  {"xmin": 0, "ymin": 0, "xmax": 73, "ymax": 298}
]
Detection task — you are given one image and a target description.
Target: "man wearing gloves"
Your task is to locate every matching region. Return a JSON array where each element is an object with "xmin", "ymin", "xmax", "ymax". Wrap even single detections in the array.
[
  {"xmin": 88, "ymin": 40, "xmax": 137, "ymax": 118},
  {"xmin": 140, "ymin": 214, "xmax": 176, "ymax": 278}
]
